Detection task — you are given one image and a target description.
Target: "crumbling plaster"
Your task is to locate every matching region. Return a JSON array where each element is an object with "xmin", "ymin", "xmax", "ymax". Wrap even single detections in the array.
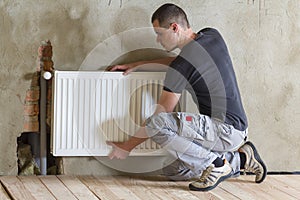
[{"xmin": 0, "ymin": 0, "xmax": 299, "ymax": 175}]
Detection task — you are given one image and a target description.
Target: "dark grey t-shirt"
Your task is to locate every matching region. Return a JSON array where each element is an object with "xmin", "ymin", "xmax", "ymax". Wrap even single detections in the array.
[{"xmin": 163, "ymin": 28, "xmax": 248, "ymax": 131}]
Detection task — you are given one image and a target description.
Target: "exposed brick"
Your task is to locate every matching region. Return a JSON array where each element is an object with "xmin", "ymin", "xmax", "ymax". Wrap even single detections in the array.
[
  {"xmin": 23, "ymin": 102, "xmax": 39, "ymax": 116},
  {"xmin": 40, "ymin": 60, "xmax": 54, "ymax": 71},
  {"xmin": 23, "ymin": 40, "xmax": 54, "ymax": 133},
  {"xmin": 23, "ymin": 121, "xmax": 39, "ymax": 132},
  {"xmin": 30, "ymin": 72, "xmax": 40, "ymax": 87},
  {"xmin": 38, "ymin": 41, "xmax": 53, "ymax": 58},
  {"xmin": 25, "ymin": 89, "xmax": 40, "ymax": 102},
  {"xmin": 23, "ymin": 116, "xmax": 39, "ymax": 132}
]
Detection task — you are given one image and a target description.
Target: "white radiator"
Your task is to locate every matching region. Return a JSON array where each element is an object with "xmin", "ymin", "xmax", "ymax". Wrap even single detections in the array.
[{"xmin": 51, "ymin": 71, "xmax": 192, "ymax": 156}]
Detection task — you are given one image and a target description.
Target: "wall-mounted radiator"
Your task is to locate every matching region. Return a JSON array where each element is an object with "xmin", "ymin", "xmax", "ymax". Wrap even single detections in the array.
[{"xmin": 51, "ymin": 71, "xmax": 195, "ymax": 156}]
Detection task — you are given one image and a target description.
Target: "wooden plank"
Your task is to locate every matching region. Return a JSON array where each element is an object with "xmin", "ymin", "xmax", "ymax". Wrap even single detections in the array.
[
  {"xmin": 109, "ymin": 176, "xmax": 161, "ymax": 199},
  {"xmin": 123, "ymin": 176, "xmax": 181, "ymax": 200},
  {"xmin": 176, "ymin": 181, "xmax": 239, "ymax": 200},
  {"xmin": 209, "ymin": 182, "xmax": 240, "ymax": 200},
  {"xmin": 221, "ymin": 175, "xmax": 298, "ymax": 200},
  {"xmin": 129, "ymin": 176, "xmax": 221, "ymax": 200},
  {"xmin": 1, "ymin": 175, "xmax": 300, "ymax": 200},
  {"xmin": 39, "ymin": 176, "xmax": 77, "ymax": 200},
  {"xmin": 18, "ymin": 176, "xmax": 56, "ymax": 200},
  {"xmin": 119, "ymin": 175, "xmax": 194, "ymax": 200},
  {"xmin": 220, "ymin": 177, "xmax": 263, "ymax": 200},
  {"xmin": 271, "ymin": 175, "xmax": 300, "ymax": 199},
  {"xmin": 92, "ymin": 176, "xmax": 142, "ymax": 200},
  {"xmin": 0, "ymin": 182, "xmax": 11, "ymax": 200},
  {"xmin": 57, "ymin": 175, "xmax": 98, "ymax": 200},
  {"xmin": 244, "ymin": 175, "xmax": 298, "ymax": 200},
  {"xmin": 273, "ymin": 175, "xmax": 300, "ymax": 190},
  {"xmin": 0, "ymin": 176, "xmax": 35, "ymax": 200},
  {"xmin": 79, "ymin": 176, "xmax": 120, "ymax": 200},
  {"xmin": 173, "ymin": 179, "xmax": 224, "ymax": 200}
]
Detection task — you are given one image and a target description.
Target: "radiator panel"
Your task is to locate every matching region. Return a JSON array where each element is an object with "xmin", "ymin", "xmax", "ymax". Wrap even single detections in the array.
[{"xmin": 51, "ymin": 71, "xmax": 174, "ymax": 156}]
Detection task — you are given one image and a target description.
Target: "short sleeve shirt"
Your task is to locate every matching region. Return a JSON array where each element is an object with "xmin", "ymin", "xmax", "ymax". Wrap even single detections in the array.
[{"xmin": 163, "ymin": 28, "xmax": 248, "ymax": 131}]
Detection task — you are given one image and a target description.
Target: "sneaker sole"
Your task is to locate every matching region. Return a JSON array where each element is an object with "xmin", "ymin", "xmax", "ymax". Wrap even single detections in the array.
[
  {"xmin": 188, "ymin": 170, "xmax": 233, "ymax": 192},
  {"xmin": 245, "ymin": 141, "xmax": 267, "ymax": 183}
]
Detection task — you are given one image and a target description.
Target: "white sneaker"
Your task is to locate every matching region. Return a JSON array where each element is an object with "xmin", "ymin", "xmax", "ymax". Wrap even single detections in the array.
[
  {"xmin": 189, "ymin": 160, "xmax": 232, "ymax": 191},
  {"xmin": 239, "ymin": 141, "xmax": 267, "ymax": 183}
]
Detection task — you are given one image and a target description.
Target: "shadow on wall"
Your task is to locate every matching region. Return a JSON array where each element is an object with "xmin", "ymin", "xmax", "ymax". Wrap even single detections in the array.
[
  {"xmin": 81, "ymin": 6, "xmax": 177, "ymax": 70},
  {"xmin": 109, "ymin": 48, "xmax": 175, "ymax": 68},
  {"xmin": 36, "ymin": 3, "xmax": 89, "ymax": 70},
  {"xmin": 111, "ymin": 6, "xmax": 151, "ymax": 35},
  {"xmin": 109, "ymin": 6, "xmax": 160, "ymax": 66}
]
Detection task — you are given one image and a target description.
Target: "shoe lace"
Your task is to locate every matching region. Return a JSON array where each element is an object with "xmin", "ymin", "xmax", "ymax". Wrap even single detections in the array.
[{"xmin": 199, "ymin": 165, "xmax": 214, "ymax": 183}]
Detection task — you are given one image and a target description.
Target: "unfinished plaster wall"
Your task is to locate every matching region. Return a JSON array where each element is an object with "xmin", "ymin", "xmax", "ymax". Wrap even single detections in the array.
[{"xmin": 0, "ymin": 0, "xmax": 299, "ymax": 175}]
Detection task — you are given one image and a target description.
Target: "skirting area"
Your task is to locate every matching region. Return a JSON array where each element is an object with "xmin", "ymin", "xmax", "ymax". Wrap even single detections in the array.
[{"xmin": 0, "ymin": 175, "xmax": 299, "ymax": 199}]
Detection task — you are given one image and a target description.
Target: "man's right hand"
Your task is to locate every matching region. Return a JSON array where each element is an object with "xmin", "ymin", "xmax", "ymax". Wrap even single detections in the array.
[
  {"xmin": 107, "ymin": 63, "xmax": 139, "ymax": 75},
  {"xmin": 106, "ymin": 57, "xmax": 174, "ymax": 75}
]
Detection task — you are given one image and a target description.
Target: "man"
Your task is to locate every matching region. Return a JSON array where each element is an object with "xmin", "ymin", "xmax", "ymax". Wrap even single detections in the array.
[{"xmin": 107, "ymin": 3, "xmax": 267, "ymax": 191}]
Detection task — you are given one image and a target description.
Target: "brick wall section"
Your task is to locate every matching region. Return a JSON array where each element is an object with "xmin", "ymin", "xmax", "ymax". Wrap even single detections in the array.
[
  {"xmin": 23, "ymin": 41, "xmax": 54, "ymax": 132},
  {"xmin": 23, "ymin": 72, "xmax": 40, "ymax": 132}
]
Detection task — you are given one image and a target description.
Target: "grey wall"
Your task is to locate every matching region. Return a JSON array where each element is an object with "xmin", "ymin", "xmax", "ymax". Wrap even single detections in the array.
[{"xmin": 0, "ymin": 0, "xmax": 299, "ymax": 175}]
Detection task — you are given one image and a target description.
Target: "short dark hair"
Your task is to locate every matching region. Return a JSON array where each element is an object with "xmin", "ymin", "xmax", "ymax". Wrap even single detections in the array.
[{"xmin": 151, "ymin": 3, "xmax": 190, "ymax": 29}]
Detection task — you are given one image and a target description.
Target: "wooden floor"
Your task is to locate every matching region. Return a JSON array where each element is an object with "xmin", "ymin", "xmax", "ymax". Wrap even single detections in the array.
[{"xmin": 0, "ymin": 175, "xmax": 299, "ymax": 200}]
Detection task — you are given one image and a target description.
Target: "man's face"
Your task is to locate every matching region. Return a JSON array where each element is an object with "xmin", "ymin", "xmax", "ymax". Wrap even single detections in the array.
[{"xmin": 152, "ymin": 19, "xmax": 177, "ymax": 52}]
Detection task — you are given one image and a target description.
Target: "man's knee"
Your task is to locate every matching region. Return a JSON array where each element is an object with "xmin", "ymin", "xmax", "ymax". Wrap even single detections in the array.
[
  {"xmin": 145, "ymin": 114, "xmax": 166, "ymax": 145},
  {"xmin": 145, "ymin": 114, "xmax": 165, "ymax": 134},
  {"xmin": 145, "ymin": 113, "xmax": 176, "ymax": 145}
]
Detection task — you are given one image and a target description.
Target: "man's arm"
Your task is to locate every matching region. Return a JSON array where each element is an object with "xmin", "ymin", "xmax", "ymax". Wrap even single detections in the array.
[
  {"xmin": 107, "ymin": 90, "xmax": 181, "ymax": 159},
  {"xmin": 107, "ymin": 57, "xmax": 176, "ymax": 75}
]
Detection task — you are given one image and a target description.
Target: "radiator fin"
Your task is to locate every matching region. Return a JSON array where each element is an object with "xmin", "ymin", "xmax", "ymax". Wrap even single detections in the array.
[{"xmin": 52, "ymin": 71, "xmax": 173, "ymax": 156}]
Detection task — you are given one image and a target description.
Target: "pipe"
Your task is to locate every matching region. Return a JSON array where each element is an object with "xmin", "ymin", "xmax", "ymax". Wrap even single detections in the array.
[
  {"xmin": 38, "ymin": 40, "xmax": 54, "ymax": 175},
  {"xmin": 39, "ymin": 71, "xmax": 47, "ymax": 175}
]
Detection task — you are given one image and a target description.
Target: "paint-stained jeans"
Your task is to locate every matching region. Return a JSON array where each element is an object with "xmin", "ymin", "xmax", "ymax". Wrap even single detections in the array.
[{"xmin": 145, "ymin": 112, "xmax": 248, "ymax": 181}]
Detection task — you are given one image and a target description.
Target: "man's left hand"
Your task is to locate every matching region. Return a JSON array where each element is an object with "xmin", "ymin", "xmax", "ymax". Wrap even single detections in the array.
[{"xmin": 106, "ymin": 141, "xmax": 131, "ymax": 159}]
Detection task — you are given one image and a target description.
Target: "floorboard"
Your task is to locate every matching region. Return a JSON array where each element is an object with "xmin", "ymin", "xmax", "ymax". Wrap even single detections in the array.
[
  {"xmin": 272, "ymin": 175, "xmax": 300, "ymax": 199},
  {"xmin": 18, "ymin": 176, "xmax": 55, "ymax": 200},
  {"xmin": 0, "ymin": 176, "xmax": 35, "ymax": 200},
  {"xmin": 0, "ymin": 175, "xmax": 298, "ymax": 200},
  {"xmin": 79, "ymin": 175, "xmax": 119, "ymax": 200},
  {"xmin": 0, "ymin": 181, "xmax": 11, "ymax": 200},
  {"xmin": 93, "ymin": 176, "xmax": 141, "ymax": 200},
  {"xmin": 57, "ymin": 175, "xmax": 99, "ymax": 200},
  {"xmin": 39, "ymin": 175, "xmax": 77, "ymax": 200},
  {"xmin": 222, "ymin": 175, "xmax": 297, "ymax": 200}
]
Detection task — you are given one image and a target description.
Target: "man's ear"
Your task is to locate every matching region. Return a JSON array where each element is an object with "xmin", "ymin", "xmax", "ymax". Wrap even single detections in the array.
[{"xmin": 170, "ymin": 23, "xmax": 178, "ymax": 32}]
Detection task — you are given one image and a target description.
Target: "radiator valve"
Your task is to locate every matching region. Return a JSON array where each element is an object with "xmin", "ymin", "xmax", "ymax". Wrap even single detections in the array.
[{"xmin": 43, "ymin": 71, "xmax": 52, "ymax": 80}]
